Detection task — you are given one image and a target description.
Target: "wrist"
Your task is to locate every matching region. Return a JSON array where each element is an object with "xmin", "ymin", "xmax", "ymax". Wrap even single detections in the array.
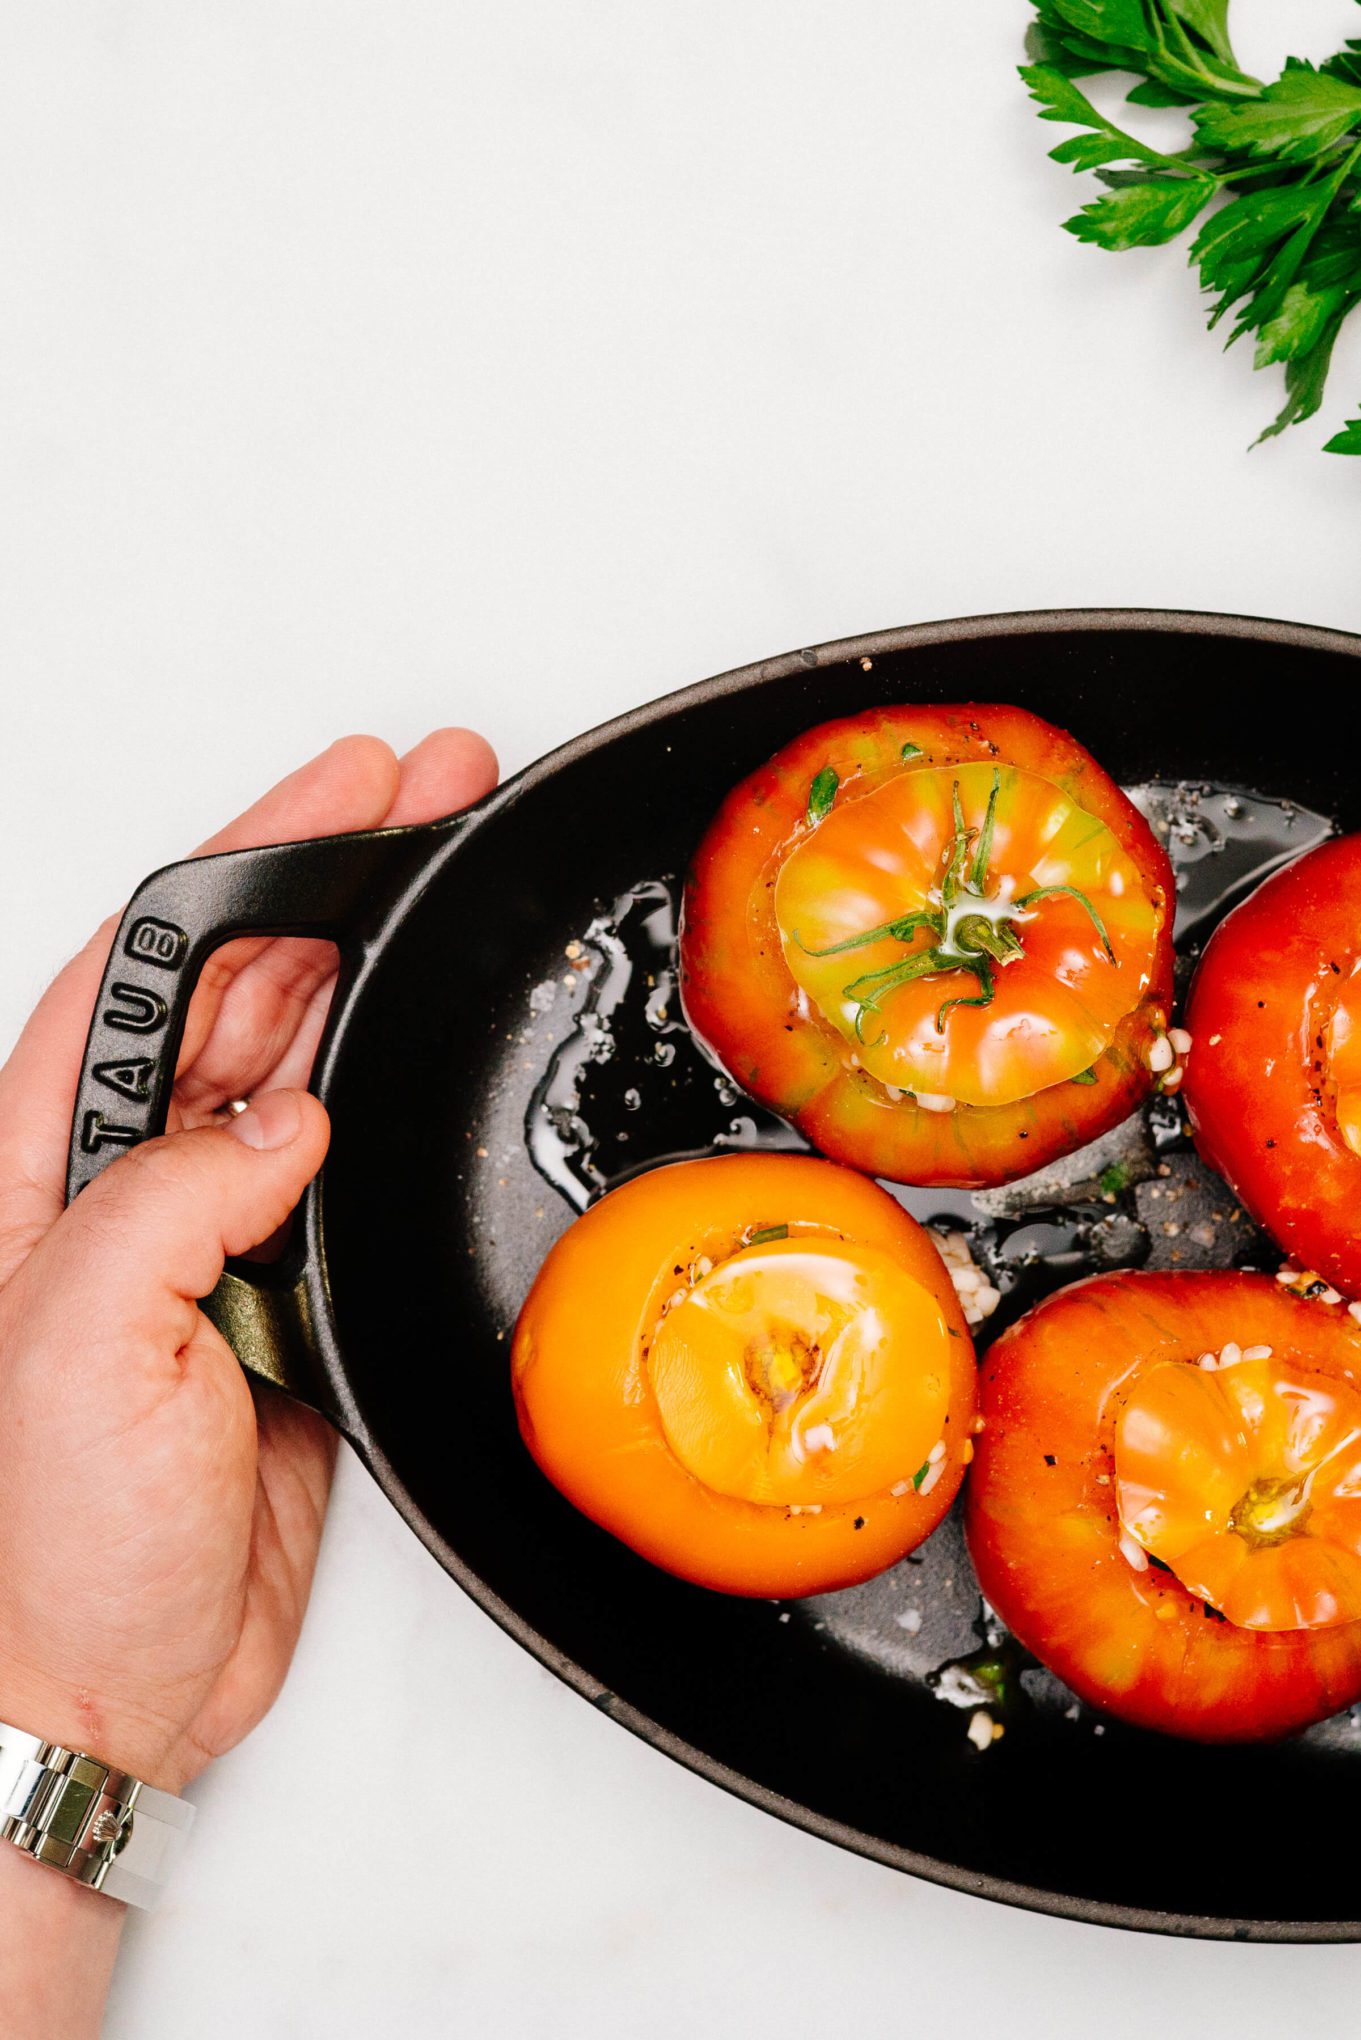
[
  {"xmin": 0, "ymin": 1672, "xmax": 197, "ymax": 1797},
  {"xmin": 0, "ymin": 1832, "xmax": 125, "ymax": 2038}
]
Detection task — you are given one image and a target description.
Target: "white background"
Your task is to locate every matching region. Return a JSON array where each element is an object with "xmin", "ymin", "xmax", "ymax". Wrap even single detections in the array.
[{"xmin": 4, "ymin": 2, "xmax": 1361, "ymax": 2033}]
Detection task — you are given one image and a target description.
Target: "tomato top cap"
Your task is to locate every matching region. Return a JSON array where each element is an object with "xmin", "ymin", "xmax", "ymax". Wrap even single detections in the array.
[
  {"xmin": 776, "ymin": 759, "xmax": 1158, "ymax": 1109},
  {"xmin": 649, "ymin": 1231, "xmax": 953, "ymax": 1508},
  {"xmin": 1116, "ymin": 1348, "xmax": 1361, "ymax": 1631}
]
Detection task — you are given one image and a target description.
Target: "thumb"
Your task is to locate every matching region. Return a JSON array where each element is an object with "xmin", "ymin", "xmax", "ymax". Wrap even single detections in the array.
[{"xmin": 14, "ymin": 1090, "xmax": 330, "ymax": 1356}]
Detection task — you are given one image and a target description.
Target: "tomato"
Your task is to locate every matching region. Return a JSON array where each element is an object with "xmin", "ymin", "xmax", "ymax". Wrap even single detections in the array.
[
  {"xmin": 512, "ymin": 1154, "xmax": 976, "ymax": 1596},
  {"xmin": 1183, "ymin": 832, "xmax": 1361, "ymax": 1298},
  {"xmin": 965, "ymin": 1270, "xmax": 1361, "ymax": 1741},
  {"xmin": 680, "ymin": 703, "xmax": 1174, "ymax": 1188}
]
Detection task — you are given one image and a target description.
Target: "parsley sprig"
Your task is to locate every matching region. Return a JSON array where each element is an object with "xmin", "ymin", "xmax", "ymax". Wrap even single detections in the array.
[{"xmin": 1023, "ymin": 1, "xmax": 1361, "ymax": 452}]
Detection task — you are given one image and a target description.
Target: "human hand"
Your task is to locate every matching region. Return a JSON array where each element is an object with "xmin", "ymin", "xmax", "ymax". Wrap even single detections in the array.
[{"xmin": 0, "ymin": 730, "xmax": 497, "ymax": 1799}]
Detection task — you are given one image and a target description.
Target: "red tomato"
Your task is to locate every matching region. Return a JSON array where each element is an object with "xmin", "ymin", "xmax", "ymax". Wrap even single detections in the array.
[
  {"xmin": 1184, "ymin": 832, "xmax": 1361, "ymax": 1297},
  {"xmin": 512, "ymin": 1154, "xmax": 976, "ymax": 1596},
  {"xmin": 966, "ymin": 1270, "xmax": 1361, "ymax": 1741},
  {"xmin": 680, "ymin": 703, "xmax": 1175, "ymax": 1187}
]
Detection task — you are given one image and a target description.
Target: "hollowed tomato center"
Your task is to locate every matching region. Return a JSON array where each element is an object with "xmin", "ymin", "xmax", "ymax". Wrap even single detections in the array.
[
  {"xmin": 1115, "ymin": 1354, "xmax": 1361, "ymax": 1630},
  {"xmin": 647, "ymin": 1235, "xmax": 951, "ymax": 1507},
  {"xmin": 774, "ymin": 761, "xmax": 1160, "ymax": 1108}
]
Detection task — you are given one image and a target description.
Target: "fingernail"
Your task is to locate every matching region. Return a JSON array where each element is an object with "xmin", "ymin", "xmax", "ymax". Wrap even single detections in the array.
[{"xmin": 226, "ymin": 1090, "xmax": 304, "ymax": 1151}]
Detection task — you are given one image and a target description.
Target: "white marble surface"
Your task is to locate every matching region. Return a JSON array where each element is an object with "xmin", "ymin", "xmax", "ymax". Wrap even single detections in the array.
[{"xmin": 5, "ymin": 1, "xmax": 1361, "ymax": 2031}]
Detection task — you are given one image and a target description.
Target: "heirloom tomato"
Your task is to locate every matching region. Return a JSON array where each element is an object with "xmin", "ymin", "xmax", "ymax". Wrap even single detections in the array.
[
  {"xmin": 1184, "ymin": 833, "xmax": 1361, "ymax": 1298},
  {"xmin": 512, "ymin": 1154, "xmax": 976, "ymax": 1597},
  {"xmin": 680, "ymin": 703, "xmax": 1175, "ymax": 1187},
  {"xmin": 966, "ymin": 1270, "xmax": 1361, "ymax": 1741}
]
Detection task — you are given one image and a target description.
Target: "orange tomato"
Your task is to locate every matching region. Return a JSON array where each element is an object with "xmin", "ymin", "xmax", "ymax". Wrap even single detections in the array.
[
  {"xmin": 512, "ymin": 1154, "xmax": 977, "ymax": 1596},
  {"xmin": 966, "ymin": 1270, "xmax": 1361, "ymax": 1741},
  {"xmin": 681, "ymin": 703, "xmax": 1174, "ymax": 1188}
]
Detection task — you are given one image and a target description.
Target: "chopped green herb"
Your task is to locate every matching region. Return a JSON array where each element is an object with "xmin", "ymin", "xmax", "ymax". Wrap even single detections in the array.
[
  {"xmin": 1021, "ymin": 5, "xmax": 1361, "ymax": 452},
  {"xmin": 912, "ymin": 1460, "xmax": 932, "ymax": 1490},
  {"xmin": 970, "ymin": 1655, "xmax": 1011, "ymax": 1705},
  {"xmin": 1099, "ymin": 1162, "xmax": 1129, "ymax": 1197},
  {"xmin": 807, "ymin": 766, "xmax": 838, "ymax": 824},
  {"xmin": 900, "ymin": 740, "xmax": 923, "ymax": 760},
  {"xmin": 747, "ymin": 1223, "xmax": 789, "ymax": 1246},
  {"xmin": 1071, "ymin": 1067, "xmax": 1099, "ymax": 1085}
]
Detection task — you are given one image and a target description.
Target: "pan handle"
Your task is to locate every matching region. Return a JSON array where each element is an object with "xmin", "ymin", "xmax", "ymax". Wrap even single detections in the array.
[{"xmin": 64, "ymin": 823, "xmax": 439, "ymax": 1425}]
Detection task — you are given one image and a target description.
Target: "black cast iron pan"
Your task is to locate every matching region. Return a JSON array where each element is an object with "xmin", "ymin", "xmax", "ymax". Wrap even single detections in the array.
[{"xmin": 65, "ymin": 610, "xmax": 1361, "ymax": 1940}]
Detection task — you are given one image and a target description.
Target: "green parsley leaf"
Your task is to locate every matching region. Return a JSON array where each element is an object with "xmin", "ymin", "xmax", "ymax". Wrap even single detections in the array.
[
  {"xmin": 1325, "ymin": 410, "xmax": 1361, "ymax": 454},
  {"xmin": 1071, "ymin": 1067, "xmax": 1099, "ymax": 1085},
  {"xmin": 1127, "ymin": 78, "xmax": 1198, "ymax": 108},
  {"xmin": 807, "ymin": 767, "xmax": 838, "ymax": 824},
  {"xmin": 1255, "ymin": 280, "xmax": 1353, "ymax": 368},
  {"xmin": 1254, "ymin": 319, "xmax": 1346, "ymax": 443},
  {"xmin": 1292, "ymin": 220, "xmax": 1361, "ymax": 291},
  {"xmin": 1024, "ymin": 3, "xmax": 1361, "ymax": 450},
  {"xmin": 1065, "ymin": 174, "xmax": 1215, "ymax": 249},
  {"xmin": 1031, "ymin": 0, "xmax": 1137, "ymax": 67},
  {"xmin": 1049, "ymin": 0, "xmax": 1151, "ymax": 52},
  {"xmin": 1192, "ymin": 64, "xmax": 1361, "ymax": 165},
  {"xmin": 900, "ymin": 741, "xmax": 923, "ymax": 760},
  {"xmin": 1324, "ymin": 41, "xmax": 1361, "ymax": 92},
  {"xmin": 1189, "ymin": 184, "xmax": 1328, "ymax": 326},
  {"xmin": 1169, "ymin": 0, "xmax": 1234, "ymax": 68},
  {"xmin": 1021, "ymin": 64, "xmax": 1179, "ymax": 174},
  {"xmin": 1025, "ymin": 17, "xmax": 1105, "ymax": 76},
  {"xmin": 747, "ymin": 1223, "xmax": 789, "ymax": 1245}
]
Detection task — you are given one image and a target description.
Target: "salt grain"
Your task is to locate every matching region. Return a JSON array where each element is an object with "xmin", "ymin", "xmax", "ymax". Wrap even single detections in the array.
[{"xmin": 967, "ymin": 1711, "xmax": 995, "ymax": 1752}]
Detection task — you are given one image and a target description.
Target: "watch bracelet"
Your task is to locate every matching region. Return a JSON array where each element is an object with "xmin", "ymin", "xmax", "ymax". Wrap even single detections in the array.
[{"xmin": 0, "ymin": 1719, "xmax": 194, "ymax": 1910}]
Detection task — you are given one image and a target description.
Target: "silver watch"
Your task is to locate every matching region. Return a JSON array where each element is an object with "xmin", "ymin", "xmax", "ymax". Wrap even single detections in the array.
[{"xmin": 0, "ymin": 1719, "xmax": 194, "ymax": 1910}]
